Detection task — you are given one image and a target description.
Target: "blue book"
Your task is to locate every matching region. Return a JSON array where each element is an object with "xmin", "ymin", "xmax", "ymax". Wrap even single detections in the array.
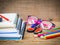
[{"xmin": 0, "ymin": 34, "xmax": 22, "ymax": 40}]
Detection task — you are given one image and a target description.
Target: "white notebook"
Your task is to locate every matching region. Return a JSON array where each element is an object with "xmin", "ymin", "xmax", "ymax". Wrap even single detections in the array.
[
  {"xmin": 0, "ymin": 33, "xmax": 21, "ymax": 37},
  {"xmin": 0, "ymin": 13, "xmax": 18, "ymax": 28},
  {"xmin": 0, "ymin": 28, "xmax": 18, "ymax": 33},
  {"xmin": 0, "ymin": 28, "xmax": 21, "ymax": 37}
]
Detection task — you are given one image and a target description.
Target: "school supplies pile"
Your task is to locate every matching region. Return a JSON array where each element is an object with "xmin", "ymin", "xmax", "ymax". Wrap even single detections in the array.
[
  {"xmin": 0, "ymin": 13, "xmax": 26, "ymax": 40},
  {"xmin": 27, "ymin": 15, "xmax": 60, "ymax": 39}
]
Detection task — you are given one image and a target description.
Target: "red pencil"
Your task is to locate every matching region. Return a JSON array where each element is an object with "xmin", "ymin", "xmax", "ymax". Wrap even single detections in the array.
[{"xmin": 0, "ymin": 15, "xmax": 10, "ymax": 21}]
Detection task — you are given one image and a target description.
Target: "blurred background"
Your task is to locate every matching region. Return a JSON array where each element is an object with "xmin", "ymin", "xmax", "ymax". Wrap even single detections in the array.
[
  {"xmin": 0, "ymin": 0, "xmax": 60, "ymax": 45},
  {"xmin": 0, "ymin": 0, "xmax": 60, "ymax": 21}
]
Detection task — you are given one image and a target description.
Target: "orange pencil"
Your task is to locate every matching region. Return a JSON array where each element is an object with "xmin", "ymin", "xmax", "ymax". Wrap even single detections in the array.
[{"xmin": 43, "ymin": 33, "xmax": 60, "ymax": 39}]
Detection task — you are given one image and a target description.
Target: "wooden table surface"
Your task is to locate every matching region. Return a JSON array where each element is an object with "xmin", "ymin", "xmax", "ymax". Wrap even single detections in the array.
[{"xmin": 0, "ymin": 21, "xmax": 60, "ymax": 45}]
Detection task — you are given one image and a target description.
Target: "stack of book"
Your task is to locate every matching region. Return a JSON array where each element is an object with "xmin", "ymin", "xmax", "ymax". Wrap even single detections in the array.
[{"xmin": 0, "ymin": 13, "xmax": 26, "ymax": 40}]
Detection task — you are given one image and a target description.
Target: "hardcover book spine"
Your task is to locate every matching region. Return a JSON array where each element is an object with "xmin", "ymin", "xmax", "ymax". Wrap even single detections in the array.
[
  {"xmin": 16, "ymin": 18, "xmax": 22, "ymax": 30},
  {"xmin": 20, "ymin": 21, "xmax": 26, "ymax": 39}
]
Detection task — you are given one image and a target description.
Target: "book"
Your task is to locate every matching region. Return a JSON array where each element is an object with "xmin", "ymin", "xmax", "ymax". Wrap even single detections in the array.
[
  {"xmin": 0, "ymin": 34, "xmax": 22, "ymax": 40},
  {"xmin": 0, "ymin": 33, "xmax": 21, "ymax": 37},
  {"xmin": 0, "ymin": 13, "xmax": 19, "ymax": 28},
  {"xmin": 0, "ymin": 28, "xmax": 18, "ymax": 34},
  {"xmin": 0, "ymin": 28, "xmax": 22, "ymax": 40},
  {"xmin": 0, "ymin": 14, "xmax": 26, "ymax": 40}
]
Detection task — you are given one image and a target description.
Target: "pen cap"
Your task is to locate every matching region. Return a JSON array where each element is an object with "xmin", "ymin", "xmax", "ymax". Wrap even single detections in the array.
[{"xmin": 0, "ymin": 18, "xmax": 2, "ymax": 22}]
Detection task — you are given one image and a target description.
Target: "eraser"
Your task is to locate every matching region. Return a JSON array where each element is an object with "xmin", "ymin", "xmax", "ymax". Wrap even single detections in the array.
[
  {"xmin": 27, "ymin": 28, "xmax": 35, "ymax": 32},
  {"xmin": 34, "ymin": 28, "xmax": 42, "ymax": 34}
]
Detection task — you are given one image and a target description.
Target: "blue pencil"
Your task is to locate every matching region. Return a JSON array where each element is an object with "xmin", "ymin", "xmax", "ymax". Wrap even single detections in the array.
[{"xmin": 45, "ymin": 30, "xmax": 60, "ymax": 35}]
